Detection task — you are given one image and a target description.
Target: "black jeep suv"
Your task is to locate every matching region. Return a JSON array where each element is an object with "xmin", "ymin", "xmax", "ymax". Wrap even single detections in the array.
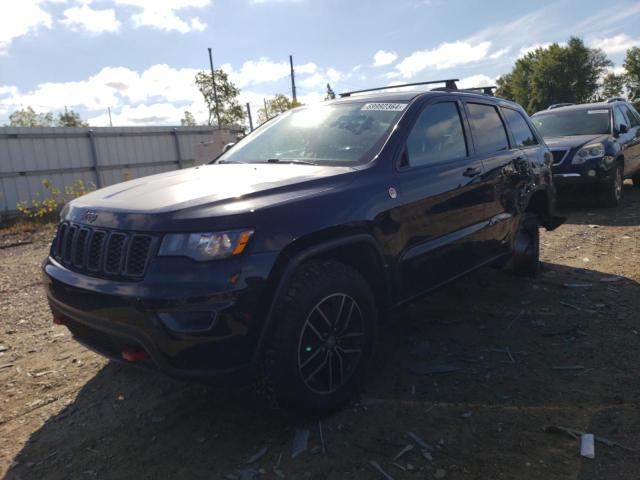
[
  {"xmin": 44, "ymin": 80, "xmax": 562, "ymax": 414},
  {"xmin": 532, "ymin": 99, "xmax": 640, "ymax": 206}
]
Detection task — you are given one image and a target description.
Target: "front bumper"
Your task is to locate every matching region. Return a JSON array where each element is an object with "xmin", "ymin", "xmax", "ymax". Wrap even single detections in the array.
[
  {"xmin": 43, "ymin": 251, "xmax": 279, "ymax": 382},
  {"xmin": 552, "ymin": 155, "xmax": 616, "ymax": 187}
]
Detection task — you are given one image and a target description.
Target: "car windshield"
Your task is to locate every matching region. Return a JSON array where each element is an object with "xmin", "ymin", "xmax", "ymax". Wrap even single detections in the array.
[
  {"xmin": 216, "ymin": 101, "xmax": 407, "ymax": 165},
  {"xmin": 531, "ymin": 109, "xmax": 611, "ymax": 137}
]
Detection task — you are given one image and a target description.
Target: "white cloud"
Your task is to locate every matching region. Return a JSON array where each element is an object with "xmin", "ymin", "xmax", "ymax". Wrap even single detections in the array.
[
  {"xmin": 373, "ymin": 50, "xmax": 398, "ymax": 67},
  {"xmin": 113, "ymin": 0, "xmax": 210, "ymax": 33},
  {"xmin": 489, "ymin": 47, "xmax": 509, "ymax": 60},
  {"xmin": 395, "ymin": 41, "xmax": 491, "ymax": 78},
  {"xmin": 518, "ymin": 42, "xmax": 552, "ymax": 58},
  {"xmin": 62, "ymin": 4, "xmax": 121, "ymax": 33},
  {"xmin": 223, "ymin": 58, "xmax": 317, "ymax": 88},
  {"xmin": 591, "ymin": 34, "xmax": 639, "ymax": 55},
  {"xmin": 457, "ymin": 74, "xmax": 495, "ymax": 89},
  {"xmin": 0, "ymin": 0, "xmax": 53, "ymax": 54}
]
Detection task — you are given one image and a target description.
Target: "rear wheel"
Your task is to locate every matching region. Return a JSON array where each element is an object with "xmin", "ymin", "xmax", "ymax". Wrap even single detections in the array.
[
  {"xmin": 632, "ymin": 171, "xmax": 640, "ymax": 188},
  {"xmin": 602, "ymin": 162, "xmax": 623, "ymax": 207},
  {"xmin": 508, "ymin": 213, "xmax": 540, "ymax": 276},
  {"xmin": 265, "ymin": 260, "xmax": 376, "ymax": 416}
]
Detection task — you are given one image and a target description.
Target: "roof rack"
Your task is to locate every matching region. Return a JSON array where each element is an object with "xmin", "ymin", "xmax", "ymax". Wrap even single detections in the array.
[
  {"xmin": 606, "ymin": 97, "xmax": 625, "ymax": 103},
  {"xmin": 339, "ymin": 79, "xmax": 459, "ymax": 97},
  {"xmin": 547, "ymin": 103, "xmax": 575, "ymax": 110}
]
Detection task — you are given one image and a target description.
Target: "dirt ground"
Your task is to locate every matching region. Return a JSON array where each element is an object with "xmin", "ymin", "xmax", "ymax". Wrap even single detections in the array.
[{"xmin": 1, "ymin": 184, "xmax": 639, "ymax": 480}]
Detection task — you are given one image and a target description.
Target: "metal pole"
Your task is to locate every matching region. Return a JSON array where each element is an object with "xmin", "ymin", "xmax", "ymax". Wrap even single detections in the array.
[
  {"xmin": 207, "ymin": 47, "xmax": 222, "ymax": 127},
  {"xmin": 246, "ymin": 102, "xmax": 254, "ymax": 131},
  {"xmin": 289, "ymin": 55, "xmax": 297, "ymax": 103},
  {"xmin": 87, "ymin": 129, "xmax": 103, "ymax": 188},
  {"xmin": 108, "ymin": 107, "xmax": 113, "ymax": 127},
  {"xmin": 172, "ymin": 128, "xmax": 183, "ymax": 169},
  {"xmin": 263, "ymin": 98, "xmax": 269, "ymax": 121}
]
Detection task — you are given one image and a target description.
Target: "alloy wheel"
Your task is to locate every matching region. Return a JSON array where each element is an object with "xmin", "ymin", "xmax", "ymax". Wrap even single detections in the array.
[{"xmin": 297, "ymin": 293, "xmax": 365, "ymax": 395}]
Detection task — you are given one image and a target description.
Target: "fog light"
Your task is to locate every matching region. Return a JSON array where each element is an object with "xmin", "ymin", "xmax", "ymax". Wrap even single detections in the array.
[
  {"xmin": 157, "ymin": 311, "xmax": 218, "ymax": 333},
  {"xmin": 587, "ymin": 170, "xmax": 596, "ymax": 177}
]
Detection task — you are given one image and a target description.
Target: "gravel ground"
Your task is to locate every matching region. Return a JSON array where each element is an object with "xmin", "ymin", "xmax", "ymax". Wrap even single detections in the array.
[{"xmin": 1, "ymin": 185, "xmax": 639, "ymax": 480}]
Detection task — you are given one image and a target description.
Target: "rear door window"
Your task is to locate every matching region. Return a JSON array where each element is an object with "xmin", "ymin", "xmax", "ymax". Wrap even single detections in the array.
[
  {"xmin": 502, "ymin": 107, "xmax": 539, "ymax": 147},
  {"xmin": 405, "ymin": 102, "xmax": 468, "ymax": 167},
  {"xmin": 466, "ymin": 103, "xmax": 510, "ymax": 155}
]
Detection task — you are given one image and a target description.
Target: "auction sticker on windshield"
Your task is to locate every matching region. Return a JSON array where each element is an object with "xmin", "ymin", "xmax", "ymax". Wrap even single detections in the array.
[
  {"xmin": 587, "ymin": 110, "xmax": 609, "ymax": 114},
  {"xmin": 361, "ymin": 103, "xmax": 407, "ymax": 112}
]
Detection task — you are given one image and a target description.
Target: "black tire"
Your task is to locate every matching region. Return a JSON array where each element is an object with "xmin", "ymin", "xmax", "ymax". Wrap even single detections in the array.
[
  {"xmin": 633, "ymin": 171, "xmax": 640, "ymax": 189},
  {"xmin": 602, "ymin": 162, "xmax": 623, "ymax": 207},
  {"xmin": 264, "ymin": 260, "xmax": 376, "ymax": 417},
  {"xmin": 508, "ymin": 213, "xmax": 540, "ymax": 276}
]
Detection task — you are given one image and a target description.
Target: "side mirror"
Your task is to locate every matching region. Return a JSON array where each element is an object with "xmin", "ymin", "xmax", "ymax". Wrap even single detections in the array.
[
  {"xmin": 619, "ymin": 124, "xmax": 628, "ymax": 135},
  {"xmin": 223, "ymin": 142, "xmax": 235, "ymax": 153}
]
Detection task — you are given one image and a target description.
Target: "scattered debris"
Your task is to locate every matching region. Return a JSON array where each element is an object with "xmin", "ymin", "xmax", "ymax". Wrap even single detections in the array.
[
  {"xmin": 0, "ymin": 239, "xmax": 33, "ymax": 250},
  {"xmin": 247, "ymin": 446, "xmax": 268, "ymax": 464},
  {"xmin": 0, "ymin": 363, "xmax": 14, "ymax": 369},
  {"xmin": 405, "ymin": 363, "xmax": 462, "ymax": 376},
  {"xmin": 545, "ymin": 426, "xmax": 635, "ymax": 451},
  {"xmin": 292, "ymin": 429, "xmax": 309, "ymax": 459},
  {"xmin": 406, "ymin": 431, "xmax": 433, "ymax": 451},
  {"xmin": 391, "ymin": 462, "xmax": 406, "ymax": 471},
  {"xmin": 393, "ymin": 444, "xmax": 413, "ymax": 461},
  {"xmin": 435, "ymin": 468, "xmax": 447, "ymax": 479},
  {"xmin": 581, "ymin": 433, "xmax": 595, "ymax": 459},
  {"xmin": 0, "ymin": 345, "xmax": 8, "ymax": 352},
  {"xmin": 563, "ymin": 283, "xmax": 592, "ymax": 289},
  {"xmin": 369, "ymin": 460, "xmax": 394, "ymax": 480},
  {"xmin": 422, "ymin": 451, "xmax": 433, "ymax": 462}
]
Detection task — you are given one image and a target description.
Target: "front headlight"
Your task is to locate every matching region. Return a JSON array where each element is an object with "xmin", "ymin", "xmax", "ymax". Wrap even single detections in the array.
[
  {"xmin": 158, "ymin": 229, "xmax": 254, "ymax": 261},
  {"xmin": 572, "ymin": 143, "xmax": 605, "ymax": 164}
]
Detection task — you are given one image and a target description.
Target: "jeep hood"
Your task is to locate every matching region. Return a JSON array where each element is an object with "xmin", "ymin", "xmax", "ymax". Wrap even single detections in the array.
[{"xmin": 70, "ymin": 163, "xmax": 355, "ymax": 214}]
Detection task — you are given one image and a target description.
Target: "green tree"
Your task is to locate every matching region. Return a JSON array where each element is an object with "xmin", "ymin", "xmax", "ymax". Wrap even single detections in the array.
[
  {"xmin": 599, "ymin": 73, "xmax": 626, "ymax": 100},
  {"xmin": 180, "ymin": 110, "xmax": 197, "ymax": 126},
  {"xmin": 195, "ymin": 69, "xmax": 244, "ymax": 127},
  {"xmin": 257, "ymin": 94, "xmax": 301, "ymax": 124},
  {"xmin": 325, "ymin": 83, "xmax": 336, "ymax": 100},
  {"xmin": 57, "ymin": 108, "xmax": 88, "ymax": 127},
  {"xmin": 495, "ymin": 37, "xmax": 612, "ymax": 113},
  {"xmin": 624, "ymin": 46, "xmax": 640, "ymax": 103},
  {"xmin": 495, "ymin": 73, "xmax": 514, "ymax": 101},
  {"xmin": 9, "ymin": 107, "xmax": 55, "ymax": 127}
]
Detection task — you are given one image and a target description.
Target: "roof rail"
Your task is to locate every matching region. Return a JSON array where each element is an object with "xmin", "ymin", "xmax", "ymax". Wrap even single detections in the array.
[
  {"xmin": 462, "ymin": 85, "xmax": 497, "ymax": 96},
  {"xmin": 606, "ymin": 97, "xmax": 625, "ymax": 103},
  {"xmin": 547, "ymin": 103, "xmax": 574, "ymax": 110},
  {"xmin": 339, "ymin": 79, "xmax": 459, "ymax": 97}
]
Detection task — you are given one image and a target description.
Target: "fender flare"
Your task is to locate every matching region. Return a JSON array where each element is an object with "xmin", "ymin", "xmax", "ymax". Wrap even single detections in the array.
[{"xmin": 250, "ymin": 233, "xmax": 390, "ymax": 363}]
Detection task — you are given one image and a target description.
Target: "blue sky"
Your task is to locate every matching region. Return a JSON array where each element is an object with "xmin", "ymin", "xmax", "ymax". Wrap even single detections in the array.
[{"xmin": 0, "ymin": 0, "xmax": 638, "ymax": 126}]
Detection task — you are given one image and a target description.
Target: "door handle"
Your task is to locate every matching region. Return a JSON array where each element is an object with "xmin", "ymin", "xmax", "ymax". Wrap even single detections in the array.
[{"xmin": 463, "ymin": 166, "xmax": 482, "ymax": 177}]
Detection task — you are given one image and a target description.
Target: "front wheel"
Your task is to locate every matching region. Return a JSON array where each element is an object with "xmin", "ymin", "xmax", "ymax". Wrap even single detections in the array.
[
  {"xmin": 602, "ymin": 163, "xmax": 623, "ymax": 207},
  {"xmin": 264, "ymin": 260, "xmax": 376, "ymax": 416},
  {"xmin": 508, "ymin": 213, "xmax": 540, "ymax": 276}
]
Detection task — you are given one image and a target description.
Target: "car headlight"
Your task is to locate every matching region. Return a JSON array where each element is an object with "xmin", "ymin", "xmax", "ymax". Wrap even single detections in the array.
[
  {"xmin": 572, "ymin": 143, "xmax": 605, "ymax": 164},
  {"xmin": 158, "ymin": 229, "xmax": 254, "ymax": 261}
]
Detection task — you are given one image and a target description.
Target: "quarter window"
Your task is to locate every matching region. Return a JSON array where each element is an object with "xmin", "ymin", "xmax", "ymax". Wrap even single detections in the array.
[
  {"xmin": 502, "ymin": 108, "xmax": 539, "ymax": 147},
  {"xmin": 466, "ymin": 103, "xmax": 510, "ymax": 155},
  {"xmin": 405, "ymin": 102, "xmax": 468, "ymax": 167}
]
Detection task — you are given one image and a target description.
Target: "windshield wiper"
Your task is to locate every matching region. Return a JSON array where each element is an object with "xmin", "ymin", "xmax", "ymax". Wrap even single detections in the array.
[{"xmin": 266, "ymin": 158, "xmax": 318, "ymax": 166}]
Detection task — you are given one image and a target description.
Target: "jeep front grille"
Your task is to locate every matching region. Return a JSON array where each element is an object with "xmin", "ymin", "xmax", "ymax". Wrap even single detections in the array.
[
  {"xmin": 51, "ymin": 222, "xmax": 155, "ymax": 279},
  {"xmin": 550, "ymin": 149, "xmax": 569, "ymax": 166}
]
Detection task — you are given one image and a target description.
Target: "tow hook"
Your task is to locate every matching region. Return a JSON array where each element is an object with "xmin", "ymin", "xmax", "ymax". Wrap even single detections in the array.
[{"xmin": 121, "ymin": 347, "xmax": 149, "ymax": 362}]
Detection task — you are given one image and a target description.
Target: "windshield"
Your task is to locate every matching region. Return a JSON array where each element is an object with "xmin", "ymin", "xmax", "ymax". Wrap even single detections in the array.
[
  {"xmin": 531, "ymin": 109, "xmax": 611, "ymax": 137},
  {"xmin": 217, "ymin": 101, "xmax": 407, "ymax": 165}
]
